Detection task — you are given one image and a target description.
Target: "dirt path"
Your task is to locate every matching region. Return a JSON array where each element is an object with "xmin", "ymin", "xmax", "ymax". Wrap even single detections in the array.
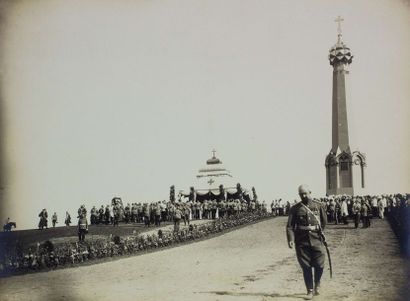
[{"xmin": 0, "ymin": 217, "xmax": 408, "ymax": 301}]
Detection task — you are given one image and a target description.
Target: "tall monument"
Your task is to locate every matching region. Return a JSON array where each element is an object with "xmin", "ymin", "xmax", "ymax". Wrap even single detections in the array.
[{"xmin": 325, "ymin": 17, "xmax": 366, "ymax": 196}]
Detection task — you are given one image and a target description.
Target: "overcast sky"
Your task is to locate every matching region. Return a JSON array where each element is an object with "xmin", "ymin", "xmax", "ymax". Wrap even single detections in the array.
[{"xmin": 0, "ymin": 0, "xmax": 409, "ymax": 229}]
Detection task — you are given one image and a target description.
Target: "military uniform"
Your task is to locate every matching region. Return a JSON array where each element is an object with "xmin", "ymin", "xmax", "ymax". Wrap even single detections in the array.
[
  {"xmin": 52, "ymin": 213, "xmax": 58, "ymax": 228},
  {"xmin": 38, "ymin": 209, "xmax": 48, "ymax": 229},
  {"xmin": 286, "ymin": 198, "xmax": 327, "ymax": 296},
  {"xmin": 352, "ymin": 200, "xmax": 361, "ymax": 228},
  {"xmin": 173, "ymin": 206, "xmax": 182, "ymax": 232},
  {"xmin": 78, "ymin": 215, "xmax": 88, "ymax": 241},
  {"xmin": 90, "ymin": 206, "xmax": 98, "ymax": 224},
  {"xmin": 65, "ymin": 212, "xmax": 71, "ymax": 226}
]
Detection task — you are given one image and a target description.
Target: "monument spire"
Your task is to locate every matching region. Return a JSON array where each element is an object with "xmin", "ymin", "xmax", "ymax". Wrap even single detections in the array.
[
  {"xmin": 325, "ymin": 17, "xmax": 366, "ymax": 196},
  {"xmin": 328, "ymin": 17, "xmax": 353, "ymax": 154}
]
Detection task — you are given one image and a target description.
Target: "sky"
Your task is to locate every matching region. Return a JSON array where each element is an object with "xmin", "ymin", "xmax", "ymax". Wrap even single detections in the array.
[{"xmin": 0, "ymin": 0, "xmax": 409, "ymax": 229}]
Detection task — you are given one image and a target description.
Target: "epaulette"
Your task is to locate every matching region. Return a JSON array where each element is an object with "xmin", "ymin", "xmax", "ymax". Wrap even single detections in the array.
[{"xmin": 291, "ymin": 201, "xmax": 302, "ymax": 208}]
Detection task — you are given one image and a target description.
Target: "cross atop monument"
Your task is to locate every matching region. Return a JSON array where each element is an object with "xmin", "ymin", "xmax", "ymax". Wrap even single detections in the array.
[
  {"xmin": 335, "ymin": 16, "xmax": 344, "ymax": 36},
  {"xmin": 212, "ymin": 149, "xmax": 216, "ymax": 158}
]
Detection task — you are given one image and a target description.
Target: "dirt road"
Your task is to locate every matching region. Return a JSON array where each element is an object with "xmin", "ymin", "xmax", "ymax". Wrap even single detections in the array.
[{"xmin": 0, "ymin": 217, "xmax": 408, "ymax": 301}]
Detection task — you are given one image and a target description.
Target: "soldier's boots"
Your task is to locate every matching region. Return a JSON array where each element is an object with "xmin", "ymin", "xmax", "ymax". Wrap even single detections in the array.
[
  {"xmin": 304, "ymin": 289, "xmax": 314, "ymax": 300},
  {"xmin": 314, "ymin": 283, "xmax": 321, "ymax": 296}
]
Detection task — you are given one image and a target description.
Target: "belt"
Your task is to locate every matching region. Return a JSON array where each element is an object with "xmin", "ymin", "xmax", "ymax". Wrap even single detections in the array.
[{"xmin": 297, "ymin": 225, "xmax": 319, "ymax": 231}]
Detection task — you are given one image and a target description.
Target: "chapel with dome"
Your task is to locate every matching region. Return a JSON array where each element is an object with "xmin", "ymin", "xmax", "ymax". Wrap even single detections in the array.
[{"xmin": 179, "ymin": 150, "xmax": 252, "ymax": 202}]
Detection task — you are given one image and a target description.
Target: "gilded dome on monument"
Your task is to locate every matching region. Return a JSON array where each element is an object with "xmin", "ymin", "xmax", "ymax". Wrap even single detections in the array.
[
  {"xmin": 328, "ymin": 16, "xmax": 353, "ymax": 66},
  {"xmin": 328, "ymin": 40, "xmax": 353, "ymax": 66}
]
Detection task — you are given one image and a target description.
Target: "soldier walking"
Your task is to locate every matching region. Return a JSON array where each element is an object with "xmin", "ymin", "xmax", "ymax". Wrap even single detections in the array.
[{"xmin": 286, "ymin": 185, "xmax": 328, "ymax": 300}]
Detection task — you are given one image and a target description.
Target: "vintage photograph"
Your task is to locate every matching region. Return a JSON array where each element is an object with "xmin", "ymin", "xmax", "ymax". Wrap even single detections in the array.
[{"xmin": 0, "ymin": 0, "xmax": 409, "ymax": 300}]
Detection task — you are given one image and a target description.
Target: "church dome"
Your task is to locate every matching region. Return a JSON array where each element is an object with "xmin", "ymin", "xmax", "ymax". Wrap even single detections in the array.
[
  {"xmin": 199, "ymin": 151, "xmax": 230, "ymax": 175},
  {"xmin": 206, "ymin": 156, "xmax": 222, "ymax": 165}
]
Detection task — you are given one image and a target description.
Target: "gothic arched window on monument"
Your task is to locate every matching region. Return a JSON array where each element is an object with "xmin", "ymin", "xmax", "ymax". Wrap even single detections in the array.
[
  {"xmin": 339, "ymin": 155, "xmax": 352, "ymax": 188},
  {"xmin": 340, "ymin": 161, "xmax": 349, "ymax": 171}
]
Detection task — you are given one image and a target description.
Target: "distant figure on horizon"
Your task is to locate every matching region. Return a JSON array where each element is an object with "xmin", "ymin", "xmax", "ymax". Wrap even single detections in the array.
[
  {"xmin": 90, "ymin": 206, "xmax": 98, "ymax": 225},
  {"xmin": 38, "ymin": 209, "xmax": 48, "ymax": 230},
  {"xmin": 52, "ymin": 212, "xmax": 58, "ymax": 228},
  {"xmin": 65, "ymin": 211, "xmax": 71, "ymax": 226},
  {"xmin": 286, "ymin": 185, "xmax": 328, "ymax": 300},
  {"xmin": 98, "ymin": 205, "xmax": 105, "ymax": 224}
]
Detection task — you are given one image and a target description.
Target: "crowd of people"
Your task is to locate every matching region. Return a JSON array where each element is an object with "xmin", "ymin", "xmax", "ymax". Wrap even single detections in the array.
[
  {"xmin": 36, "ymin": 193, "xmax": 409, "ymax": 233},
  {"xmin": 271, "ymin": 194, "xmax": 409, "ymax": 229},
  {"xmin": 32, "ymin": 193, "xmax": 409, "ymax": 244},
  {"xmin": 35, "ymin": 197, "xmax": 269, "ymax": 240},
  {"xmin": 317, "ymin": 194, "xmax": 409, "ymax": 228},
  {"xmin": 2, "ymin": 192, "xmax": 408, "ymax": 276},
  {"xmin": 271, "ymin": 199, "xmax": 295, "ymax": 216},
  {"xmin": 85, "ymin": 198, "xmax": 269, "ymax": 227}
]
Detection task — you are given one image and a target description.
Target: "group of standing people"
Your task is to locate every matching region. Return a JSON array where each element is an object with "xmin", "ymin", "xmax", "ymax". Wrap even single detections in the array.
[
  {"xmin": 88, "ymin": 201, "xmax": 169, "ymax": 227},
  {"xmin": 85, "ymin": 198, "xmax": 268, "ymax": 227},
  {"xmin": 37, "ymin": 208, "xmax": 85, "ymax": 241},
  {"xmin": 38, "ymin": 210, "xmax": 72, "ymax": 229},
  {"xmin": 270, "ymin": 199, "xmax": 296, "ymax": 216},
  {"xmin": 320, "ymin": 194, "xmax": 404, "ymax": 229},
  {"xmin": 36, "ymin": 197, "xmax": 268, "ymax": 240}
]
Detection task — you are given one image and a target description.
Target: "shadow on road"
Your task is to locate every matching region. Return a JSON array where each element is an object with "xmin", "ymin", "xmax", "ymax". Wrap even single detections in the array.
[{"xmin": 198, "ymin": 290, "xmax": 309, "ymax": 299}]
